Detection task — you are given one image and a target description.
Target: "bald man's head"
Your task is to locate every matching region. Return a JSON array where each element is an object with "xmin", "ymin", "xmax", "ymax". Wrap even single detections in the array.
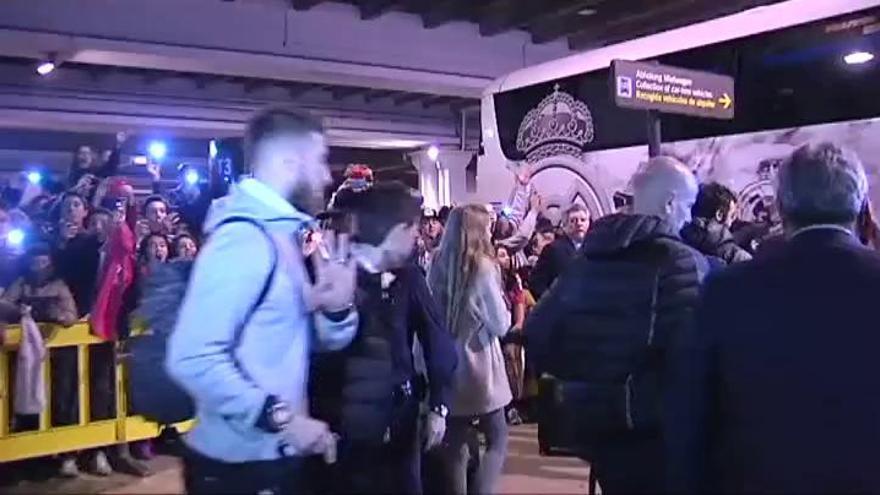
[{"xmin": 631, "ymin": 156, "xmax": 699, "ymax": 232}]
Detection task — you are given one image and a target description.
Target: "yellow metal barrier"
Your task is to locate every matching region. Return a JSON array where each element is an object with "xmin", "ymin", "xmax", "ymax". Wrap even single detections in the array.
[{"xmin": 0, "ymin": 321, "xmax": 192, "ymax": 462}]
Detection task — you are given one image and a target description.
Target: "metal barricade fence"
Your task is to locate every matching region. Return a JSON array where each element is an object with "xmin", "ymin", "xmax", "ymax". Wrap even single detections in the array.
[{"xmin": 0, "ymin": 321, "xmax": 192, "ymax": 463}]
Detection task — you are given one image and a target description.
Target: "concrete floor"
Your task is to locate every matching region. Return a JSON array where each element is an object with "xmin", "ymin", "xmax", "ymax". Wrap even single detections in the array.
[{"xmin": 1, "ymin": 425, "xmax": 591, "ymax": 494}]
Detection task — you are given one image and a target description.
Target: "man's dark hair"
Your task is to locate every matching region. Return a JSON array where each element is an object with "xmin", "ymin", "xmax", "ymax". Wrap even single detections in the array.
[
  {"xmin": 142, "ymin": 195, "xmax": 169, "ymax": 216},
  {"xmin": 692, "ymin": 183, "xmax": 737, "ymax": 221},
  {"xmin": 243, "ymin": 107, "xmax": 323, "ymax": 176},
  {"xmin": 438, "ymin": 205, "xmax": 452, "ymax": 224},
  {"xmin": 60, "ymin": 190, "xmax": 86, "ymax": 205},
  {"xmin": 332, "ymin": 181, "xmax": 422, "ymax": 246},
  {"xmin": 535, "ymin": 216, "xmax": 555, "ymax": 234},
  {"xmin": 87, "ymin": 207, "xmax": 113, "ymax": 223}
]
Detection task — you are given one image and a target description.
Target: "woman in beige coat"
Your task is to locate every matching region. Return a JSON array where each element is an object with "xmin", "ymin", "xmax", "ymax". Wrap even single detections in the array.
[{"xmin": 428, "ymin": 204, "xmax": 511, "ymax": 495}]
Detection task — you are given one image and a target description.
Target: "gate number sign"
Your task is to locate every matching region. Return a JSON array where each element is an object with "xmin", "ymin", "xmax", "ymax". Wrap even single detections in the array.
[{"xmin": 611, "ymin": 59, "xmax": 735, "ymax": 120}]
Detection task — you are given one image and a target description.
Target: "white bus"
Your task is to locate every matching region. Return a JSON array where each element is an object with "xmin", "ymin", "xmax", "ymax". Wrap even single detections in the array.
[{"xmin": 477, "ymin": 0, "xmax": 880, "ymax": 232}]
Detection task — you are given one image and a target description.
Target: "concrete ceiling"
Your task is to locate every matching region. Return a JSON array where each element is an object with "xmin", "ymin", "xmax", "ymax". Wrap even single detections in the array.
[{"xmin": 0, "ymin": 0, "xmax": 575, "ymax": 149}]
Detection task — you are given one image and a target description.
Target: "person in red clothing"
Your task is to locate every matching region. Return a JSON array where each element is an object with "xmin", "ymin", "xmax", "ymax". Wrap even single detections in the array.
[
  {"xmin": 91, "ymin": 178, "xmax": 137, "ymax": 342},
  {"xmin": 89, "ymin": 177, "xmax": 152, "ymax": 476}
]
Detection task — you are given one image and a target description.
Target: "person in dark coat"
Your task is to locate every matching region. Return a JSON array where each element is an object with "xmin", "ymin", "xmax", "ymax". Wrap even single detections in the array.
[
  {"xmin": 529, "ymin": 203, "xmax": 590, "ymax": 298},
  {"xmin": 525, "ymin": 156, "xmax": 708, "ymax": 495},
  {"xmin": 66, "ymin": 133, "xmax": 126, "ymax": 192},
  {"xmin": 680, "ymin": 182, "xmax": 752, "ymax": 265},
  {"xmin": 310, "ymin": 182, "xmax": 457, "ymax": 495},
  {"xmin": 667, "ymin": 142, "xmax": 880, "ymax": 494}
]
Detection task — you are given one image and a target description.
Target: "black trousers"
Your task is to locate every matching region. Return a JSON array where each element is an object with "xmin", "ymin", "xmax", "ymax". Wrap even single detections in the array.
[
  {"xmin": 314, "ymin": 394, "xmax": 422, "ymax": 495},
  {"xmin": 588, "ymin": 432, "xmax": 664, "ymax": 495},
  {"xmin": 182, "ymin": 447, "xmax": 305, "ymax": 495}
]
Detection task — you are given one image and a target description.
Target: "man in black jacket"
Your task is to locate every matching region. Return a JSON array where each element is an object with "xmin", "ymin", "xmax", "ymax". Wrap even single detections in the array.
[
  {"xmin": 680, "ymin": 182, "xmax": 751, "ymax": 266},
  {"xmin": 529, "ymin": 203, "xmax": 590, "ymax": 298},
  {"xmin": 310, "ymin": 182, "xmax": 457, "ymax": 494},
  {"xmin": 525, "ymin": 156, "xmax": 708, "ymax": 494},
  {"xmin": 668, "ymin": 142, "xmax": 880, "ymax": 494}
]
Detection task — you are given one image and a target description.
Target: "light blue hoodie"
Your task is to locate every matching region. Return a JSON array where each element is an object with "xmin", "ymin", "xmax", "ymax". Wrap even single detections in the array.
[{"xmin": 166, "ymin": 178, "xmax": 358, "ymax": 463}]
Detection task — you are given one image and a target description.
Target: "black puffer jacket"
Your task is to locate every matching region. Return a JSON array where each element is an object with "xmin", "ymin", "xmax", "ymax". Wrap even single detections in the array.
[
  {"xmin": 681, "ymin": 218, "xmax": 752, "ymax": 266},
  {"xmin": 525, "ymin": 214, "xmax": 708, "ymax": 431},
  {"xmin": 530, "ymin": 236, "xmax": 577, "ymax": 298}
]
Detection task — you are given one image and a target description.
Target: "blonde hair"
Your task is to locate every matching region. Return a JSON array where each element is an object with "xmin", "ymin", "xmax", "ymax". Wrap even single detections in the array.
[{"xmin": 427, "ymin": 204, "xmax": 494, "ymax": 337}]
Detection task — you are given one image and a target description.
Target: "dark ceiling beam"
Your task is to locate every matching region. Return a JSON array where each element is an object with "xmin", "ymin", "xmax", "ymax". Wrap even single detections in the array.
[
  {"xmin": 330, "ymin": 86, "xmax": 367, "ymax": 100},
  {"xmin": 451, "ymin": 99, "xmax": 480, "ymax": 112},
  {"xmin": 363, "ymin": 89, "xmax": 396, "ymax": 102},
  {"xmin": 421, "ymin": 95, "xmax": 456, "ymax": 109},
  {"xmin": 421, "ymin": 0, "xmax": 467, "ymax": 29},
  {"xmin": 287, "ymin": 83, "xmax": 314, "ymax": 98},
  {"xmin": 290, "ymin": 0, "xmax": 324, "ymax": 11},
  {"xmin": 393, "ymin": 92, "xmax": 427, "ymax": 106},
  {"xmin": 527, "ymin": 0, "xmax": 606, "ymax": 44},
  {"xmin": 141, "ymin": 71, "xmax": 165, "ymax": 85},
  {"xmin": 243, "ymin": 79, "xmax": 273, "ymax": 94},
  {"xmin": 566, "ymin": 0, "xmax": 684, "ymax": 49},
  {"xmin": 358, "ymin": 0, "xmax": 399, "ymax": 20},
  {"xmin": 193, "ymin": 74, "xmax": 212, "ymax": 90},
  {"xmin": 567, "ymin": 0, "xmax": 754, "ymax": 50},
  {"xmin": 479, "ymin": 0, "xmax": 571, "ymax": 37}
]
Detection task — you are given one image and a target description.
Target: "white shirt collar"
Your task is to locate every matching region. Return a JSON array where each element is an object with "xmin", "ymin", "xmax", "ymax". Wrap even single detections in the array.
[
  {"xmin": 790, "ymin": 224, "xmax": 854, "ymax": 239},
  {"xmin": 237, "ymin": 178, "xmax": 301, "ymax": 218}
]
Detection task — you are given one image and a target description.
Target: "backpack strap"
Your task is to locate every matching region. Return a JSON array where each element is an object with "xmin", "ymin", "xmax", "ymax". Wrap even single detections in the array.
[{"xmin": 211, "ymin": 216, "xmax": 278, "ymax": 330}]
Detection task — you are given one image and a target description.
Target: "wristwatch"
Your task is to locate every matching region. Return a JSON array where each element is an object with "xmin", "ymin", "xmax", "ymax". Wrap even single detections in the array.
[
  {"xmin": 430, "ymin": 404, "xmax": 449, "ymax": 419},
  {"xmin": 257, "ymin": 395, "xmax": 293, "ymax": 433}
]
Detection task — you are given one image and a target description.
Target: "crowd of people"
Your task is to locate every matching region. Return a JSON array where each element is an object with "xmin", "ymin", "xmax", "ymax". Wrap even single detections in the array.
[
  {"xmin": 0, "ymin": 134, "xmax": 207, "ymax": 479},
  {"xmin": 3, "ymin": 104, "xmax": 880, "ymax": 495}
]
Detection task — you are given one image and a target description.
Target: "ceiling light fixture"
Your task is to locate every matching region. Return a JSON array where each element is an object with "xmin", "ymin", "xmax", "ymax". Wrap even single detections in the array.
[
  {"xmin": 577, "ymin": 8, "xmax": 598, "ymax": 16},
  {"xmin": 36, "ymin": 60, "xmax": 56, "ymax": 76},
  {"xmin": 426, "ymin": 145, "xmax": 440, "ymax": 162},
  {"xmin": 844, "ymin": 51, "xmax": 874, "ymax": 65}
]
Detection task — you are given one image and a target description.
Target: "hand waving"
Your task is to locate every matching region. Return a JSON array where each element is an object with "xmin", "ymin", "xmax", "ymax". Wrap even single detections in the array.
[
  {"xmin": 515, "ymin": 165, "xmax": 532, "ymax": 186},
  {"xmin": 303, "ymin": 231, "xmax": 356, "ymax": 313}
]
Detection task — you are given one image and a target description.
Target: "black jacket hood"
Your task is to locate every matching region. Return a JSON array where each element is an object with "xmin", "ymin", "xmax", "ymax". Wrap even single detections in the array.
[{"xmin": 582, "ymin": 214, "xmax": 679, "ymax": 257}]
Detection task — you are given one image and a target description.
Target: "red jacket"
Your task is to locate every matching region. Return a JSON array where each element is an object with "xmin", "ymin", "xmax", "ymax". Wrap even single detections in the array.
[{"xmin": 90, "ymin": 217, "xmax": 136, "ymax": 341}]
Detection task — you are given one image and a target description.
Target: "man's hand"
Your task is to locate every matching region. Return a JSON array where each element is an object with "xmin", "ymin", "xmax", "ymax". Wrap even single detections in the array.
[
  {"xmin": 280, "ymin": 415, "xmax": 338, "ymax": 463},
  {"xmin": 303, "ymin": 231, "xmax": 356, "ymax": 313},
  {"xmin": 529, "ymin": 190, "xmax": 543, "ymax": 213},
  {"xmin": 60, "ymin": 221, "xmax": 80, "ymax": 240},
  {"xmin": 377, "ymin": 223, "xmax": 419, "ymax": 270},
  {"xmin": 424, "ymin": 412, "xmax": 446, "ymax": 451},
  {"xmin": 515, "ymin": 165, "xmax": 532, "ymax": 186},
  {"xmin": 161, "ymin": 212, "xmax": 181, "ymax": 234},
  {"xmin": 146, "ymin": 161, "xmax": 161, "ymax": 182}
]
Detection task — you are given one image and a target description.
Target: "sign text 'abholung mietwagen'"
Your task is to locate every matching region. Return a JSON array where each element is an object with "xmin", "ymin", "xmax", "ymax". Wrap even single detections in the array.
[{"xmin": 611, "ymin": 59, "xmax": 735, "ymax": 120}]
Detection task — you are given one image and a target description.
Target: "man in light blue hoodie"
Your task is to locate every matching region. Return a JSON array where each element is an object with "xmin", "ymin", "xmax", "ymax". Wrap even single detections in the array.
[{"xmin": 167, "ymin": 107, "xmax": 359, "ymax": 495}]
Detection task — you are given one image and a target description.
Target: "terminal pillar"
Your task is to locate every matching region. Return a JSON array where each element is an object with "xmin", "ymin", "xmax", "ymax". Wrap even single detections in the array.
[{"xmin": 409, "ymin": 150, "xmax": 474, "ymax": 210}]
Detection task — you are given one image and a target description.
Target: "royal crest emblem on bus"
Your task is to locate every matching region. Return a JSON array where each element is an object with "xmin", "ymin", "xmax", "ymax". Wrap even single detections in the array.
[
  {"xmin": 516, "ymin": 84, "xmax": 595, "ymax": 163},
  {"xmin": 737, "ymin": 157, "xmax": 782, "ymax": 224}
]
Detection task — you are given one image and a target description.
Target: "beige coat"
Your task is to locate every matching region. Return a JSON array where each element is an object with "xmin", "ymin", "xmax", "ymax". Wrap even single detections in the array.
[
  {"xmin": 1, "ymin": 278, "xmax": 78, "ymax": 327},
  {"xmin": 448, "ymin": 260, "xmax": 512, "ymax": 417}
]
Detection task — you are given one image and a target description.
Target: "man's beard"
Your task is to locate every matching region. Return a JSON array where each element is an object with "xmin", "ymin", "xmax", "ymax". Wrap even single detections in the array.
[{"xmin": 288, "ymin": 182, "xmax": 325, "ymax": 216}]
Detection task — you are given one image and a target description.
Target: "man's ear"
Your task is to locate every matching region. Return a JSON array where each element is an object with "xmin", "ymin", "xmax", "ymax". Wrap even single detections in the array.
[{"xmin": 715, "ymin": 209, "xmax": 726, "ymax": 223}]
